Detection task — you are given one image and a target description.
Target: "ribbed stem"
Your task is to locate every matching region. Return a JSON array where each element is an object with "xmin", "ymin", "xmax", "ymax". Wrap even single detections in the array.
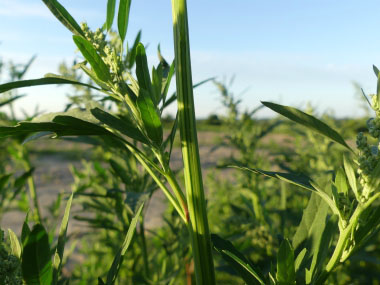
[{"xmin": 170, "ymin": 1, "xmax": 215, "ymax": 284}]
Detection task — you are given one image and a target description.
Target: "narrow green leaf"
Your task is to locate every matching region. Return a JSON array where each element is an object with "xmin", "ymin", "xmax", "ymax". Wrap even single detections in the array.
[
  {"xmin": 91, "ymin": 107, "xmax": 149, "ymax": 144},
  {"xmin": 0, "ymin": 174, "xmax": 12, "ymax": 190},
  {"xmin": 232, "ymin": 166, "xmax": 315, "ymax": 192},
  {"xmin": 373, "ymin": 65, "xmax": 379, "ymax": 77},
  {"xmin": 73, "ymin": 35, "xmax": 112, "ymax": 83},
  {"xmin": 117, "ymin": 0, "xmax": 132, "ymax": 43},
  {"xmin": 52, "ymin": 192, "xmax": 74, "ymax": 284},
  {"xmin": 294, "ymin": 248, "xmax": 307, "ymax": 273},
  {"xmin": 42, "ymin": 0, "xmax": 85, "ymax": 37},
  {"xmin": 374, "ymin": 64, "xmax": 380, "ymax": 107},
  {"xmin": 0, "ymin": 77, "xmax": 100, "ymax": 94},
  {"xmin": 136, "ymin": 44, "xmax": 155, "ymax": 104},
  {"xmin": 261, "ymin": 101, "xmax": 352, "ymax": 151},
  {"xmin": 126, "ymin": 31, "xmax": 142, "ymax": 69},
  {"xmin": 276, "ymin": 239, "xmax": 296, "ymax": 285},
  {"xmin": 0, "ymin": 95, "xmax": 24, "ymax": 108},
  {"xmin": 343, "ymin": 155, "xmax": 359, "ymax": 200},
  {"xmin": 8, "ymin": 229, "xmax": 21, "ymax": 259},
  {"xmin": 106, "ymin": 203, "xmax": 144, "ymax": 284},
  {"xmin": 137, "ymin": 89, "xmax": 163, "ymax": 146},
  {"xmin": 21, "ymin": 213, "xmax": 30, "ymax": 247},
  {"xmin": 161, "ymin": 61, "xmax": 175, "ymax": 108},
  {"xmin": 211, "ymin": 234, "xmax": 265, "ymax": 285},
  {"xmin": 106, "ymin": 0, "xmax": 117, "ymax": 31},
  {"xmin": 22, "ymin": 224, "xmax": 53, "ymax": 285}
]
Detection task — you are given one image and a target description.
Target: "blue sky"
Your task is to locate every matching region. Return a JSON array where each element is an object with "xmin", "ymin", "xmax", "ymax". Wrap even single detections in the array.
[{"xmin": 1, "ymin": 0, "xmax": 380, "ymax": 118}]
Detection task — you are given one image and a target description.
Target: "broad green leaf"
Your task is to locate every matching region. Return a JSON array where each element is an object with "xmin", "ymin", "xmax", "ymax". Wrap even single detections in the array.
[
  {"xmin": 73, "ymin": 35, "xmax": 112, "ymax": 83},
  {"xmin": 8, "ymin": 229, "xmax": 21, "ymax": 259},
  {"xmin": 136, "ymin": 44, "xmax": 155, "ymax": 104},
  {"xmin": 335, "ymin": 168, "xmax": 348, "ymax": 195},
  {"xmin": 117, "ymin": 0, "xmax": 132, "ymax": 43},
  {"xmin": 90, "ymin": 107, "xmax": 149, "ymax": 144},
  {"xmin": 277, "ymin": 239, "xmax": 296, "ymax": 285},
  {"xmin": 343, "ymin": 155, "xmax": 359, "ymax": 200},
  {"xmin": 211, "ymin": 234, "xmax": 265, "ymax": 285},
  {"xmin": 137, "ymin": 88, "xmax": 163, "ymax": 146},
  {"xmin": 106, "ymin": 0, "xmax": 116, "ymax": 31},
  {"xmin": 53, "ymin": 192, "xmax": 74, "ymax": 285},
  {"xmin": 106, "ymin": 202, "xmax": 144, "ymax": 284},
  {"xmin": 0, "ymin": 77, "xmax": 100, "ymax": 94},
  {"xmin": 22, "ymin": 224, "xmax": 53, "ymax": 285},
  {"xmin": 293, "ymin": 193, "xmax": 329, "ymax": 252},
  {"xmin": 374, "ymin": 65, "xmax": 380, "ymax": 77},
  {"xmin": 42, "ymin": 0, "xmax": 85, "ymax": 37},
  {"xmin": 307, "ymin": 219, "xmax": 336, "ymax": 283},
  {"xmin": 261, "ymin": 101, "xmax": 352, "ymax": 151}
]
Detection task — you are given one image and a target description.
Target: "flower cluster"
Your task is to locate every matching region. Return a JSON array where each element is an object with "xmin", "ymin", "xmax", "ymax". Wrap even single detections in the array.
[
  {"xmin": 80, "ymin": 23, "xmax": 123, "ymax": 84},
  {"xmin": 356, "ymin": 95, "xmax": 380, "ymax": 197}
]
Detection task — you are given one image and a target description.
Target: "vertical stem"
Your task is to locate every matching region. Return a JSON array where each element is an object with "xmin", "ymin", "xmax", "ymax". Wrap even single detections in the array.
[
  {"xmin": 170, "ymin": 1, "xmax": 215, "ymax": 284},
  {"xmin": 139, "ymin": 219, "xmax": 150, "ymax": 278},
  {"xmin": 22, "ymin": 152, "xmax": 42, "ymax": 223}
]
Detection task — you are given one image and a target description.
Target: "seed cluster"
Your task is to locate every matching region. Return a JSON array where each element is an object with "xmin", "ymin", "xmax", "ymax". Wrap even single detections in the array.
[
  {"xmin": 80, "ymin": 23, "xmax": 123, "ymax": 84},
  {"xmin": 356, "ymin": 95, "xmax": 380, "ymax": 197}
]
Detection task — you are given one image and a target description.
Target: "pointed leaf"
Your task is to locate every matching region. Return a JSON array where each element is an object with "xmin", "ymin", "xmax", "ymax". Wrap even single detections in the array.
[
  {"xmin": 117, "ymin": 0, "xmax": 132, "ymax": 43},
  {"xmin": 106, "ymin": 0, "xmax": 116, "ymax": 31},
  {"xmin": 261, "ymin": 101, "xmax": 352, "ymax": 151},
  {"xmin": 232, "ymin": 166, "xmax": 315, "ymax": 191},
  {"xmin": 0, "ymin": 95, "xmax": 25, "ymax": 108},
  {"xmin": 21, "ymin": 213, "xmax": 30, "ymax": 246},
  {"xmin": 8, "ymin": 229, "xmax": 21, "ymax": 259},
  {"xmin": 136, "ymin": 44, "xmax": 155, "ymax": 103},
  {"xmin": 106, "ymin": 202, "xmax": 144, "ymax": 284},
  {"xmin": 53, "ymin": 192, "xmax": 74, "ymax": 284},
  {"xmin": 91, "ymin": 107, "xmax": 148, "ymax": 144},
  {"xmin": 22, "ymin": 224, "xmax": 53, "ymax": 284},
  {"xmin": 42, "ymin": 0, "xmax": 85, "ymax": 37},
  {"xmin": 137, "ymin": 88, "xmax": 163, "ymax": 146},
  {"xmin": 277, "ymin": 239, "xmax": 296, "ymax": 285},
  {"xmin": 335, "ymin": 168, "xmax": 348, "ymax": 195},
  {"xmin": 0, "ymin": 77, "xmax": 100, "ymax": 94},
  {"xmin": 343, "ymin": 155, "xmax": 359, "ymax": 200},
  {"xmin": 73, "ymin": 35, "xmax": 112, "ymax": 83},
  {"xmin": 211, "ymin": 234, "xmax": 265, "ymax": 285}
]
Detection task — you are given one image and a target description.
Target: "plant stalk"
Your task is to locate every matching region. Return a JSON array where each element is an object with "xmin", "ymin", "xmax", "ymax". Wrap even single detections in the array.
[{"xmin": 171, "ymin": 0, "xmax": 215, "ymax": 284}]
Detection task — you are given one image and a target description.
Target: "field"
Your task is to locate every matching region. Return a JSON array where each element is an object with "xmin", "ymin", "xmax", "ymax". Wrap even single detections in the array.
[{"xmin": 2, "ymin": 0, "xmax": 380, "ymax": 284}]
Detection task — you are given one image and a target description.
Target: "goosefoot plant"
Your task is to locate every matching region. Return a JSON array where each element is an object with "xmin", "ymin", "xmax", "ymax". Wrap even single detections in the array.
[
  {"xmin": 211, "ymin": 66, "xmax": 380, "ymax": 284},
  {"xmin": 0, "ymin": 0, "xmax": 215, "ymax": 283}
]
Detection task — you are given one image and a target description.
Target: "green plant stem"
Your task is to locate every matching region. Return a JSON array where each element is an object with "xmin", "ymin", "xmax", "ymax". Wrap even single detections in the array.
[
  {"xmin": 171, "ymin": 0, "xmax": 215, "ymax": 284},
  {"xmin": 22, "ymin": 160, "xmax": 42, "ymax": 223},
  {"xmin": 316, "ymin": 196, "xmax": 380, "ymax": 284},
  {"xmin": 139, "ymin": 218, "xmax": 150, "ymax": 278},
  {"xmin": 125, "ymin": 144, "xmax": 187, "ymax": 222}
]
